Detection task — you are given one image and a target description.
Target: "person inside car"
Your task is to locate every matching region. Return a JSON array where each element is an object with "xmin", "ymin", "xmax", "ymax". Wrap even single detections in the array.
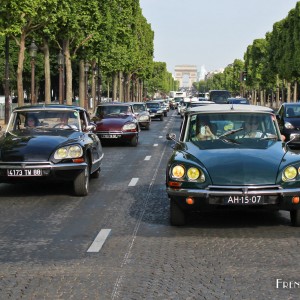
[
  {"xmin": 243, "ymin": 118, "xmax": 263, "ymax": 138},
  {"xmin": 25, "ymin": 115, "xmax": 39, "ymax": 128},
  {"xmin": 196, "ymin": 117, "xmax": 216, "ymax": 140}
]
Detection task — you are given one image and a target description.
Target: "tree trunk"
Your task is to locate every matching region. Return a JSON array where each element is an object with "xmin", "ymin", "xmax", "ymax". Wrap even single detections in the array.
[
  {"xmin": 64, "ymin": 39, "xmax": 73, "ymax": 105},
  {"xmin": 79, "ymin": 60, "xmax": 85, "ymax": 108},
  {"xmin": 287, "ymin": 82, "xmax": 291, "ymax": 103},
  {"xmin": 17, "ymin": 32, "xmax": 26, "ymax": 106},
  {"xmin": 119, "ymin": 71, "xmax": 123, "ymax": 101},
  {"xmin": 43, "ymin": 39, "xmax": 51, "ymax": 104},
  {"xmin": 293, "ymin": 81, "xmax": 297, "ymax": 102},
  {"xmin": 112, "ymin": 72, "xmax": 118, "ymax": 101}
]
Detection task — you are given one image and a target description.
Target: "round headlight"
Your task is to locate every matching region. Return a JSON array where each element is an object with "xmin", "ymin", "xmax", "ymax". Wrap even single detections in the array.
[
  {"xmin": 55, "ymin": 147, "xmax": 68, "ymax": 159},
  {"xmin": 187, "ymin": 167, "xmax": 200, "ymax": 180},
  {"xmin": 284, "ymin": 122, "xmax": 294, "ymax": 129},
  {"xmin": 172, "ymin": 165, "xmax": 185, "ymax": 179},
  {"xmin": 69, "ymin": 145, "xmax": 83, "ymax": 158},
  {"xmin": 283, "ymin": 166, "xmax": 298, "ymax": 181}
]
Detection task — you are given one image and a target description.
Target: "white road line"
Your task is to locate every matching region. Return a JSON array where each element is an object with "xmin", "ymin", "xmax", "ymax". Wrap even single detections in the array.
[
  {"xmin": 87, "ymin": 229, "xmax": 111, "ymax": 253},
  {"xmin": 153, "ymin": 143, "xmax": 158, "ymax": 147},
  {"xmin": 128, "ymin": 177, "xmax": 139, "ymax": 186},
  {"xmin": 159, "ymin": 136, "xmax": 163, "ymax": 138},
  {"xmin": 144, "ymin": 156, "xmax": 151, "ymax": 161}
]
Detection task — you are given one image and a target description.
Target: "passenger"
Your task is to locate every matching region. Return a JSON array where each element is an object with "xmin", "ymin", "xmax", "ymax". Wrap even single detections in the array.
[
  {"xmin": 26, "ymin": 115, "xmax": 39, "ymax": 128},
  {"xmin": 243, "ymin": 118, "xmax": 263, "ymax": 138},
  {"xmin": 196, "ymin": 117, "xmax": 215, "ymax": 140}
]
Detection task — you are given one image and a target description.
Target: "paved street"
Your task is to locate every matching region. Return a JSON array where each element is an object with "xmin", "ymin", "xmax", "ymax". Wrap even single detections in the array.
[{"xmin": 0, "ymin": 110, "xmax": 299, "ymax": 299}]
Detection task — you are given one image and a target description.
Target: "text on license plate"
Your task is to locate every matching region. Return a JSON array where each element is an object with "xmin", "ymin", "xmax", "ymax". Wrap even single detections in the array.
[
  {"xmin": 100, "ymin": 134, "xmax": 121, "ymax": 138},
  {"xmin": 224, "ymin": 195, "xmax": 264, "ymax": 205},
  {"xmin": 7, "ymin": 169, "xmax": 43, "ymax": 177}
]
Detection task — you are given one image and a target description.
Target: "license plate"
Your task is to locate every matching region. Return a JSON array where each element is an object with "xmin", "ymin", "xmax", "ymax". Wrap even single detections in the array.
[
  {"xmin": 150, "ymin": 114, "xmax": 155, "ymax": 117},
  {"xmin": 224, "ymin": 195, "xmax": 264, "ymax": 205},
  {"xmin": 100, "ymin": 134, "xmax": 121, "ymax": 138},
  {"xmin": 7, "ymin": 169, "xmax": 43, "ymax": 177}
]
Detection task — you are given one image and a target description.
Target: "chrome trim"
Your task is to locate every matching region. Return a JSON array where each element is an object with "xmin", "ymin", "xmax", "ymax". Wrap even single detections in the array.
[
  {"xmin": 167, "ymin": 184, "xmax": 300, "ymax": 197},
  {"xmin": 0, "ymin": 161, "xmax": 87, "ymax": 170}
]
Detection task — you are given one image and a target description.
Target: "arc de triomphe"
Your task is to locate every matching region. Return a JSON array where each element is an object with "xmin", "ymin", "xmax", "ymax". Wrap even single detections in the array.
[{"xmin": 174, "ymin": 65, "xmax": 197, "ymax": 88}]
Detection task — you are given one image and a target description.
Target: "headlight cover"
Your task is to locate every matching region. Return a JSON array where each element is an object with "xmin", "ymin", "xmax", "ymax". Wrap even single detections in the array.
[
  {"xmin": 172, "ymin": 165, "xmax": 185, "ymax": 179},
  {"xmin": 282, "ymin": 166, "xmax": 298, "ymax": 181},
  {"xmin": 54, "ymin": 145, "xmax": 83, "ymax": 159},
  {"xmin": 284, "ymin": 122, "xmax": 294, "ymax": 129},
  {"xmin": 139, "ymin": 115, "xmax": 149, "ymax": 121},
  {"xmin": 171, "ymin": 165, "xmax": 205, "ymax": 182},
  {"xmin": 122, "ymin": 123, "xmax": 136, "ymax": 131}
]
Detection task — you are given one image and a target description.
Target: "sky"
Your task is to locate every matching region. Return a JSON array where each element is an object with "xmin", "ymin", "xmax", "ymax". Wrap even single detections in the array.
[{"xmin": 139, "ymin": 0, "xmax": 299, "ymax": 75}]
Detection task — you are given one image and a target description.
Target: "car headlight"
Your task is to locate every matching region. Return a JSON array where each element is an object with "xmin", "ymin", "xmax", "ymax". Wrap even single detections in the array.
[
  {"xmin": 172, "ymin": 165, "xmax": 185, "ymax": 179},
  {"xmin": 282, "ymin": 166, "xmax": 298, "ymax": 181},
  {"xmin": 54, "ymin": 145, "xmax": 83, "ymax": 159},
  {"xmin": 139, "ymin": 115, "xmax": 149, "ymax": 121},
  {"xmin": 122, "ymin": 123, "xmax": 136, "ymax": 131},
  {"xmin": 285, "ymin": 122, "xmax": 294, "ymax": 129}
]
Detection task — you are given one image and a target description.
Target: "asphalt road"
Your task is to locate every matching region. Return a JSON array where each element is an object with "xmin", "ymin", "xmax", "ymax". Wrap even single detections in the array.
[{"xmin": 0, "ymin": 110, "xmax": 300, "ymax": 299}]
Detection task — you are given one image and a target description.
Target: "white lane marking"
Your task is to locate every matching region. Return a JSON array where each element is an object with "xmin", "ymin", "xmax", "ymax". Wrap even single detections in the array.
[
  {"xmin": 128, "ymin": 178, "xmax": 139, "ymax": 186},
  {"xmin": 159, "ymin": 136, "xmax": 163, "ymax": 138},
  {"xmin": 153, "ymin": 144, "xmax": 158, "ymax": 147},
  {"xmin": 144, "ymin": 156, "xmax": 151, "ymax": 161},
  {"xmin": 87, "ymin": 229, "xmax": 111, "ymax": 253}
]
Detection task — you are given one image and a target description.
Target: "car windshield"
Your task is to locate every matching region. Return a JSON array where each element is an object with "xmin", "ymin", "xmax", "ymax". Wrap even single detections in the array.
[
  {"xmin": 186, "ymin": 112, "xmax": 279, "ymax": 146},
  {"xmin": 7, "ymin": 109, "xmax": 81, "ymax": 133},
  {"xmin": 132, "ymin": 104, "xmax": 146, "ymax": 112},
  {"xmin": 146, "ymin": 103, "xmax": 160, "ymax": 108},
  {"xmin": 285, "ymin": 105, "xmax": 300, "ymax": 118},
  {"xmin": 96, "ymin": 105, "xmax": 129, "ymax": 116}
]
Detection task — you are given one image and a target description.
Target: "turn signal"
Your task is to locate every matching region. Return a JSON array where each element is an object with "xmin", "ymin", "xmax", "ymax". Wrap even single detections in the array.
[
  {"xmin": 292, "ymin": 196, "xmax": 300, "ymax": 204},
  {"xmin": 186, "ymin": 197, "xmax": 194, "ymax": 205},
  {"xmin": 168, "ymin": 181, "xmax": 182, "ymax": 188}
]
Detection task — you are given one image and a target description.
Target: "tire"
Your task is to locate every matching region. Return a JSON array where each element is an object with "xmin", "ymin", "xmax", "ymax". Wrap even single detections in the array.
[
  {"xmin": 290, "ymin": 210, "xmax": 300, "ymax": 227},
  {"xmin": 130, "ymin": 135, "xmax": 138, "ymax": 147},
  {"xmin": 170, "ymin": 199, "xmax": 186, "ymax": 226},
  {"xmin": 145, "ymin": 124, "xmax": 150, "ymax": 130},
  {"xmin": 90, "ymin": 167, "xmax": 101, "ymax": 179},
  {"xmin": 160, "ymin": 115, "xmax": 164, "ymax": 121},
  {"xmin": 73, "ymin": 165, "xmax": 89, "ymax": 196}
]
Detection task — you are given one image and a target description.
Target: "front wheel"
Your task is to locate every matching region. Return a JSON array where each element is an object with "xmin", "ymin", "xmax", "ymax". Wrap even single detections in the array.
[
  {"xmin": 130, "ymin": 136, "xmax": 138, "ymax": 147},
  {"xmin": 290, "ymin": 210, "xmax": 300, "ymax": 226},
  {"xmin": 73, "ymin": 166, "xmax": 89, "ymax": 196},
  {"xmin": 170, "ymin": 199, "xmax": 186, "ymax": 226}
]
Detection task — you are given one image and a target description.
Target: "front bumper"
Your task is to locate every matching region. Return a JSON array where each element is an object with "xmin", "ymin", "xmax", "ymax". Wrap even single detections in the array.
[
  {"xmin": 0, "ymin": 161, "xmax": 87, "ymax": 182},
  {"xmin": 95, "ymin": 131, "xmax": 138, "ymax": 140},
  {"xmin": 167, "ymin": 184, "xmax": 300, "ymax": 211}
]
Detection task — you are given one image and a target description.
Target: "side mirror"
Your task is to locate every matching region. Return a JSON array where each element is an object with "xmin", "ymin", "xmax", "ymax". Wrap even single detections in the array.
[{"xmin": 166, "ymin": 133, "xmax": 176, "ymax": 141}]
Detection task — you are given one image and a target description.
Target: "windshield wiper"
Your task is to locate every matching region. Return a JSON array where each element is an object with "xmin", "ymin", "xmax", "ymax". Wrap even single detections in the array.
[{"xmin": 218, "ymin": 127, "xmax": 244, "ymax": 139}]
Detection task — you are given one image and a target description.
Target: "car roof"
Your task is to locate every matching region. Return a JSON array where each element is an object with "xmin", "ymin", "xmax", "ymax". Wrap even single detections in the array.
[
  {"xmin": 97, "ymin": 102, "xmax": 131, "ymax": 106},
  {"xmin": 282, "ymin": 102, "xmax": 300, "ymax": 107},
  {"xmin": 13, "ymin": 104, "xmax": 86, "ymax": 112},
  {"xmin": 187, "ymin": 104, "xmax": 274, "ymax": 114}
]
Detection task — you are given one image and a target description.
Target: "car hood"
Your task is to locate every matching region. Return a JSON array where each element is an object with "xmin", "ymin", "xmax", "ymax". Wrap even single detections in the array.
[
  {"xmin": 181, "ymin": 141, "xmax": 290, "ymax": 185},
  {"xmin": 95, "ymin": 116, "xmax": 132, "ymax": 130},
  {"xmin": 0, "ymin": 131, "xmax": 81, "ymax": 162}
]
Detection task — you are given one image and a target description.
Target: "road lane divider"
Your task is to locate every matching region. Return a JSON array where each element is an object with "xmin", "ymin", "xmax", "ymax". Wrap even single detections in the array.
[
  {"xmin": 87, "ymin": 229, "xmax": 111, "ymax": 253},
  {"xmin": 128, "ymin": 178, "xmax": 139, "ymax": 186},
  {"xmin": 144, "ymin": 156, "xmax": 151, "ymax": 161}
]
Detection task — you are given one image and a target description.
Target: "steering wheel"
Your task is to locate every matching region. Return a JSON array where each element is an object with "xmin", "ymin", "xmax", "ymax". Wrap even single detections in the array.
[{"xmin": 53, "ymin": 123, "xmax": 73, "ymax": 129}]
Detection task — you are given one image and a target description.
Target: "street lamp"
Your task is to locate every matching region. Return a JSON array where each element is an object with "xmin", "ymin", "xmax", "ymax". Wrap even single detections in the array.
[
  {"xmin": 28, "ymin": 40, "xmax": 38, "ymax": 104},
  {"xmin": 57, "ymin": 51, "xmax": 64, "ymax": 104},
  {"xmin": 84, "ymin": 62, "xmax": 90, "ymax": 110}
]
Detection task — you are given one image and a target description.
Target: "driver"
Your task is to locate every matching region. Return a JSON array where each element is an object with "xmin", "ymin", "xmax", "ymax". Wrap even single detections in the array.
[{"xmin": 56, "ymin": 114, "xmax": 77, "ymax": 129}]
